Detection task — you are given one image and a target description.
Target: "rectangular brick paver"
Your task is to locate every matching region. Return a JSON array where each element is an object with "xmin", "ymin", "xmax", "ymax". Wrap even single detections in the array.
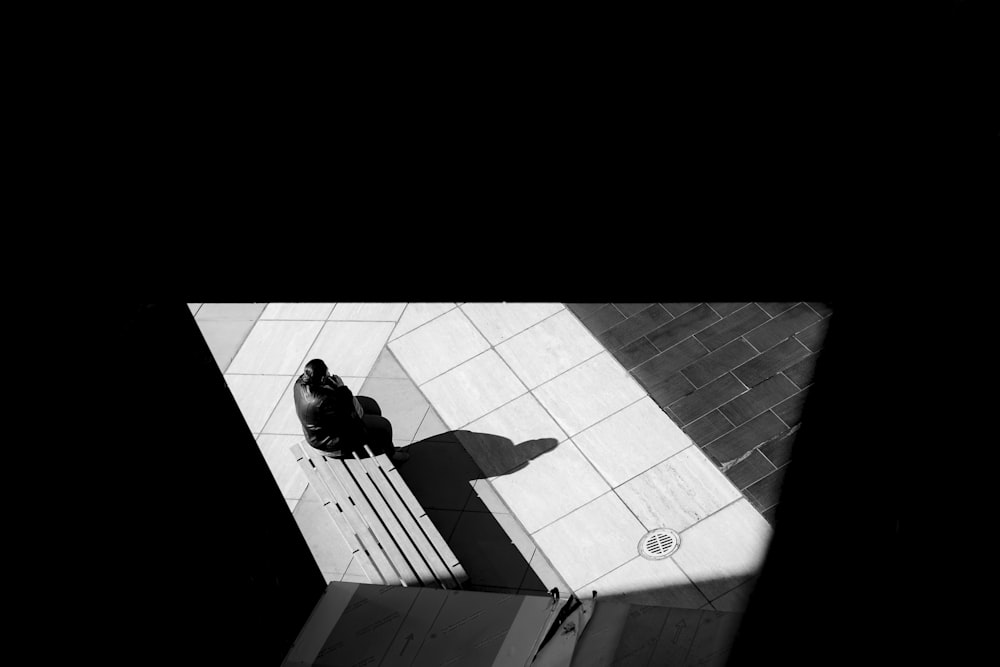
[
  {"xmin": 632, "ymin": 337, "xmax": 710, "ymax": 387},
  {"xmin": 682, "ymin": 410, "xmax": 735, "ymax": 446},
  {"xmin": 579, "ymin": 304, "xmax": 625, "ymax": 335},
  {"xmin": 744, "ymin": 303, "xmax": 821, "ymax": 352},
  {"xmin": 613, "ymin": 303, "xmax": 655, "ymax": 317},
  {"xmin": 695, "ymin": 304, "xmax": 771, "ymax": 352},
  {"xmin": 807, "ymin": 302, "xmax": 833, "ymax": 318},
  {"xmin": 597, "ymin": 304, "xmax": 673, "ymax": 349},
  {"xmin": 707, "ymin": 302, "xmax": 750, "ymax": 317},
  {"xmin": 646, "ymin": 304, "xmax": 720, "ymax": 351},
  {"xmin": 756, "ymin": 302, "xmax": 797, "ymax": 317},
  {"xmin": 733, "ymin": 338, "xmax": 810, "ymax": 387},
  {"xmin": 681, "ymin": 338, "xmax": 758, "ymax": 387},
  {"xmin": 783, "ymin": 352, "xmax": 819, "ymax": 389},
  {"xmin": 647, "ymin": 372, "xmax": 696, "ymax": 408},
  {"xmin": 724, "ymin": 449, "xmax": 776, "ymax": 489},
  {"xmin": 660, "ymin": 303, "xmax": 702, "ymax": 317},
  {"xmin": 760, "ymin": 430, "xmax": 796, "ymax": 468},
  {"xmin": 718, "ymin": 374, "xmax": 799, "ymax": 426},
  {"xmin": 670, "ymin": 373, "xmax": 749, "ymax": 425},
  {"xmin": 745, "ymin": 465, "xmax": 790, "ymax": 510},
  {"xmin": 703, "ymin": 411, "xmax": 788, "ymax": 466},
  {"xmin": 772, "ymin": 390, "xmax": 808, "ymax": 427},
  {"xmin": 610, "ymin": 337, "xmax": 659, "ymax": 370},
  {"xmin": 794, "ymin": 318, "xmax": 830, "ymax": 352},
  {"xmin": 567, "ymin": 303, "xmax": 607, "ymax": 320}
]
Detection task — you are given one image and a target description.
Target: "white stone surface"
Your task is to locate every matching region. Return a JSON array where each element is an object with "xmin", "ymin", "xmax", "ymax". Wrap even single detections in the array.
[
  {"xmin": 615, "ymin": 446, "xmax": 743, "ymax": 532},
  {"xmin": 671, "ymin": 499, "xmax": 773, "ymax": 601},
  {"xmin": 532, "ymin": 492, "xmax": 647, "ymax": 591},
  {"xmin": 495, "ymin": 309, "xmax": 604, "ymax": 389},
  {"xmin": 389, "ymin": 303, "xmax": 457, "ymax": 341},
  {"xmin": 299, "ymin": 321, "xmax": 394, "ymax": 378},
  {"xmin": 389, "ymin": 308, "xmax": 490, "ymax": 385},
  {"xmin": 328, "ymin": 302, "xmax": 407, "ymax": 321},
  {"xmin": 572, "ymin": 397, "xmax": 691, "ymax": 488},
  {"xmin": 224, "ymin": 374, "xmax": 294, "ymax": 434},
  {"xmin": 490, "ymin": 440, "xmax": 611, "ymax": 533},
  {"xmin": 227, "ymin": 321, "xmax": 324, "ymax": 375},
  {"xmin": 419, "ymin": 351, "xmax": 527, "ymax": 428},
  {"xmin": 532, "ymin": 352, "xmax": 646, "ymax": 437},
  {"xmin": 459, "ymin": 302, "xmax": 565, "ymax": 345}
]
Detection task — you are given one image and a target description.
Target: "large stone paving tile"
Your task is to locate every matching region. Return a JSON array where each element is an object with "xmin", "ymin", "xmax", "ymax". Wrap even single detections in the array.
[
  {"xmin": 489, "ymin": 440, "xmax": 611, "ymax": 533},
  {"xmin": 298, "ymin": 321, "xmax": 394, "ymax": 378},
  {"xmin": 257, "ymin": 434, "xmax": 309, "ymax": 501},
  {"xmin": 412, "ymin": 407, "xmax": 449, "ymax": 442},
  {"xmin": 389, "ymin": 308, "xmax": 490, "ymax": 385},
  {"xmin": 571, "ymin": 397, "xmax": 690, "ymax": 488},
  {"xmin": 355, "ymin": 377, "xmax": 430, "ymax": 441},
  {"xmin": 463, "ymin": 393, "xmax": 568, "ymax": 445},
  {"xmin": 366, "ymin": 347, "xmax": 409, "ymax": 379},
  {"xmin": 292, "ymin": 484, "xmax": 356, "ymax": 576},
  {"xmin": 671, "ymin": 499, "xmax": 773, "ymax": 601},
  {"xmin": 388, "ymin": 302, "xmax": 457, "ymax": 341},
  {"xmin": 195, "ymin": 302, "xmax": 266, "ymax": 320},
  {"xmin": 197, "ymin": 319, "xmax": 256, "ymax": 372},
  {"xmin": 615, "ymin": 446, "xmax": 743, "ymax": 533},
  {"xmin": 420, "ymin": 351, "xmax": 527, "ymax": 428},
  {"xmin": 395, "ymin": 434, "xmax": 482, "ymax": 511},
  {"xmin": 446, "ymin": 510, "xmax": 535, "ymax": 591},
  {"xmin": 577, "ymin": 556, "xmax": 708, "ymax": 609},
  {"xmin": 261, "ymin": 375, "xmax": 366, "ymax": 435},
  {"xmin": 531, "ymin": 352, "xmax": 646, "ymax": 437},
  {"xmin": 227, "ymin": 321, "xmax": 324, "ymax": 375},
  {"xmin": 495, "ymin": 309, "xmax": 604, "ymax": 389},
  {"xmin": 260, "ymin": 303, "xmax": 336, "ymax": 320},
  {"xmin": 532, "ymin": 492, "xmax": 647, "ymax": 591},
  {"xmin": 224, "ymin": 374, "xmax": 294, "ymax": 433},
  {"xmin": 459, "ymin": 302, "xmax": 564, "ymax": 345},
  {"xmin": 455, "ymin": 430, "xmax": 560, "ymax": 480},
  {"xmin": 328, "ymin": 302, "xmax": 406, "ymax": 321}
]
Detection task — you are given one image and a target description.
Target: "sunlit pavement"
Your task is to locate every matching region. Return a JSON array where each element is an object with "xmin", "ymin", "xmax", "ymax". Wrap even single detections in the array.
[{"xmin": 192, "ymin": 303, "xmax": 772, "ymax": 612}]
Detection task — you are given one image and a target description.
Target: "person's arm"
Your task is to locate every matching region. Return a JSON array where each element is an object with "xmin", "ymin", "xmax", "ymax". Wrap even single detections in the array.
[{"xmin": 330, "ymin": 374, "xmax": 364, "ymax": 417}]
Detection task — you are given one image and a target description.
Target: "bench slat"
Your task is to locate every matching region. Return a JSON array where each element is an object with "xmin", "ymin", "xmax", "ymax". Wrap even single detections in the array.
[
  {"xmin": 290, "ymin": 444, "xmax": 377, "ymax": 585},
  {"xmin": 372, "ymin": 455, "xmax": 469, "ymax": 586},
  {"xmin": 329, "ymin": 459, "xmax": 423, "ymax": 587},
  {"xmin": 311, "ymin": 456, "xmax": 403, "ymax": 586},
  {"xmin": 298, "ymin": 446, "xmax": 399, "ymax": 585},
  {"xmin": 354, "ymin": 455, "xmax": 454, "ymax": 589},
  {"xmin": 341, "ymin": 459, "xmax": 439, "ymax": 587}
]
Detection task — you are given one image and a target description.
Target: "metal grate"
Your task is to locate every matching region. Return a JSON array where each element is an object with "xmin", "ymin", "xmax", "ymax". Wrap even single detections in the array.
[{"xmin": 638, "ymin": 528, "xmax": 680, "ymax": 560}]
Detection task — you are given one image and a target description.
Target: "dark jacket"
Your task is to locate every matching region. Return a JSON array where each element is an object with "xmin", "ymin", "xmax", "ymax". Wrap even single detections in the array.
[{"xmin": 292, "ymin": 374, "xmax": 366, "ymax": 453}]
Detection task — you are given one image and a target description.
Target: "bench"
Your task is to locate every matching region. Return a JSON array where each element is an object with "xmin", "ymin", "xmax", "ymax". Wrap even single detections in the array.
[{"xmin": 290, "ymin": 441, "xmax": 468, "ymax": 589}]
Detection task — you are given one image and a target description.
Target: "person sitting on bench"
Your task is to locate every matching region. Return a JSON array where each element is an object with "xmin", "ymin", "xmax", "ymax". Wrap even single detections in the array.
[{"xmin": 293, "ymin": 358, "xmax": 410, "ymax": 463}]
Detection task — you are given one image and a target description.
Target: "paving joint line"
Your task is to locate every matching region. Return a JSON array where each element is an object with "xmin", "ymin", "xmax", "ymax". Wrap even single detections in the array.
[
  {"xmin": 386, "ymin": 302, "xmax": 460, "ymax": 344},
  {"xmin": 399, "ymin": 304, "xmax": 567, "ymax": 388},
  {"xmin": 594, "ymin": 303, "xmax": 672, "ymax": 351},
  {"xmin": 610, "ymin": 443, "xmax": 720, "ymax": 493}
]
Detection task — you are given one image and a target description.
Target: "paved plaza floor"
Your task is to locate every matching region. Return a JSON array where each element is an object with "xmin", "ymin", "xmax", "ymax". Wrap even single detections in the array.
[{"xmin": 192, "ymin": 302, "xmax": 773, "ymax": 612}]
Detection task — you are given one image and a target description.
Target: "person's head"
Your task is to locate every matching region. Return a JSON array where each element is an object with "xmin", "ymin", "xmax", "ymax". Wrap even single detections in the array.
[{"xmin": 303, "ymin": 358, "xmax": 329, "ymax": 384}]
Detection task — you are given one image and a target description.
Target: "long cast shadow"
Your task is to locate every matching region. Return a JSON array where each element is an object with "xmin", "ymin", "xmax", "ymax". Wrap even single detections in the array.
[{"xmin": 395, "ymin": 430, "xmax": 559, "ymax": 595}]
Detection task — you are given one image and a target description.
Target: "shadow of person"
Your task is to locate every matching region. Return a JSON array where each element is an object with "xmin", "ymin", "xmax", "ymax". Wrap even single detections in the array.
[{"xmin": 394, "ymin": 430, "xmax": 560, "ymax": 595}]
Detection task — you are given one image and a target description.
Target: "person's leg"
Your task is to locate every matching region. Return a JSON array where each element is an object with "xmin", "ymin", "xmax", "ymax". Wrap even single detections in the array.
[
  {"xmin": 356, "ymin": 396, "xmax": 381, "ymax": 417},
  {"xmin": 361, "ymin": 414, "xmax": 396, "ymax": 457}
]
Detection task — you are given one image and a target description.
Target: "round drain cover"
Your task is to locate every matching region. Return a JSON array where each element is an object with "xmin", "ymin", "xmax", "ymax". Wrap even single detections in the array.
[{"xmin": 638, "ymin": 528, "xmax": 680, "ymax": 560}]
